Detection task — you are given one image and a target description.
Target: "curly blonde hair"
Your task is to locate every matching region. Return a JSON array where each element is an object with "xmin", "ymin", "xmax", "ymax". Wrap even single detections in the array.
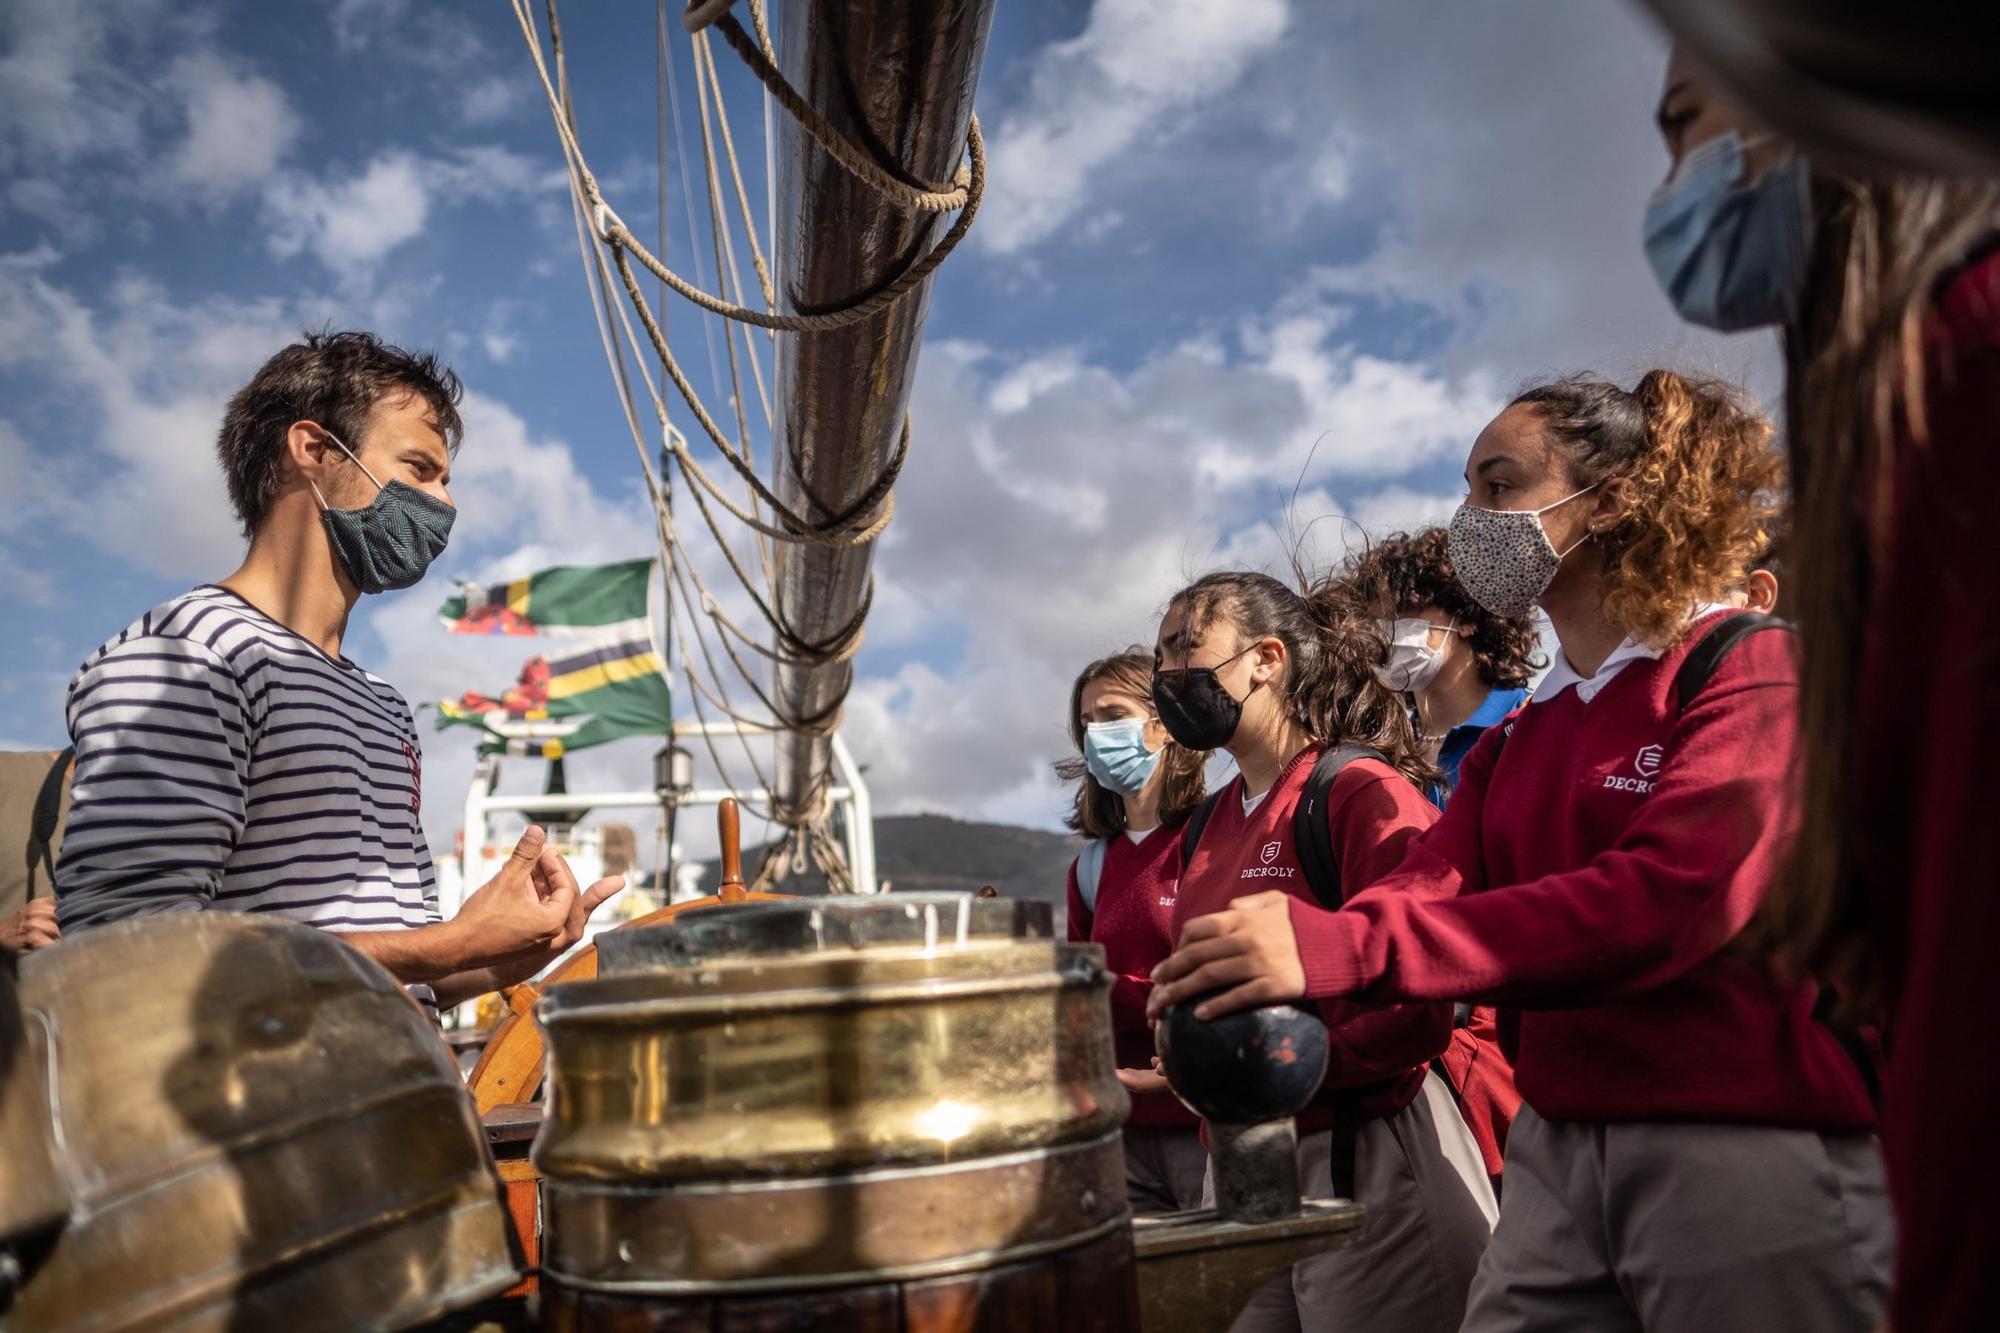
[{"xmin": 1513, "ymin": 370, "xmax": 1785, "ymax": 648}]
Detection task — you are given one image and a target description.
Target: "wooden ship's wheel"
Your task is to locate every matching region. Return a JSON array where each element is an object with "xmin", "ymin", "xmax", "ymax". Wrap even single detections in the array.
[{"xmin": 468, "ymin": 796, "xmax": 783, "ymax": 1112}]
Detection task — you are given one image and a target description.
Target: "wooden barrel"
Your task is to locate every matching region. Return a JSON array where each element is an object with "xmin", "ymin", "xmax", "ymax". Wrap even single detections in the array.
[
  {"xmin": 9, "ymin": 914, "xmax": 522, "ymax": 1332},
  {"xmin": 534, "ymin": 894, "xmax": 1141, "ymax": 1331}
]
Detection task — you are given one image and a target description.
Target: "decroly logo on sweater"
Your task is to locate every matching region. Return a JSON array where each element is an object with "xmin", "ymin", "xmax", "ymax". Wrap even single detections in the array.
[
  {"xmin": 1242, "ymin": 841, "xmax": 1295, "ymax": 880},
  {"xmin": 1602, "ymin": 743, "xmax": 1661, "ymax": 794}
]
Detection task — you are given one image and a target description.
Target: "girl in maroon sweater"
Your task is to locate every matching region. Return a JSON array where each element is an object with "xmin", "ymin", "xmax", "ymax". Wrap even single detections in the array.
[
  {"xmin": 1058, "ymin": 649, "xmax": 1208, "ymax": 1215},
  {"xmin": 1152, "ymin": 371, "xmax": 1891, "ymax": 1332},
  {"xmin": 1151, "ymin": 571, "xmax": 1496, "ymax": 1333},
  {"xmin": 1649, "ymin": 52, "xmax": 2000, "ymax": 1332}
]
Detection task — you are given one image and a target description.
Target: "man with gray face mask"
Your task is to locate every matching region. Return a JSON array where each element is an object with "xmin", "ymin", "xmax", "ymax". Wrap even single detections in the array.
[{"xmin": 54, "ymin": 331, "xmax": 621, "ymax": 1018}]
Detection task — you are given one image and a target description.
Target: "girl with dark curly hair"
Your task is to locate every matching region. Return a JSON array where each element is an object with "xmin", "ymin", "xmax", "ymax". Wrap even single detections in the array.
[
  {"xmin": 1330, "ymin": 528, "xmax": 1542, "ymax": 806},
  {"xmin": 1152, "ymin": 369, "xmax": 1889, "ymax": 1333},
  {"xmin": 1149, "ymin": 569, "xmax": 1496, "ymax": 1333},
  {"xmin": 1055, "ymin": 649, "xmax": 1208, "ymax": 1215}
]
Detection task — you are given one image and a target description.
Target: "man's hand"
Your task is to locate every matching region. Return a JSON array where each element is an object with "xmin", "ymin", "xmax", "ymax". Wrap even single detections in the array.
[
  {"xmin": 445, "ymin": 825, "xmax": 622, "ymax": 973},
  {"xmin": 1, "ymin": 898, "xmax": 60, "ymax": 955},
  {"xmin": 342, "ymin": 825, "xmax": 624, "ymax": 999},
  {"xmin": 485, "ymin": 830, "xmax": 624, "ymax": 987},
  {"xmin": 1147, "ymin": 891, "xmax": 1307, "ymax": 1022}
]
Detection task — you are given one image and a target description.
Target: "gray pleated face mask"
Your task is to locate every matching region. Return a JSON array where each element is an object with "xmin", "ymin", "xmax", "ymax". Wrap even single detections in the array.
[{"xmin": 310, "ymin": 430, "xmax": 455, "ymax": 594}]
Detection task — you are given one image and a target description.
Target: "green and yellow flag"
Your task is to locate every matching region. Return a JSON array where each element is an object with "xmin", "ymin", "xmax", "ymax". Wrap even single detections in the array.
[
  {"xmin": 433, "ymin": 558, "xmax": 670, "ymax": 757},
  {"xmin": 438, "ymin": 558, "xmax": 653, "ymax": 637}
]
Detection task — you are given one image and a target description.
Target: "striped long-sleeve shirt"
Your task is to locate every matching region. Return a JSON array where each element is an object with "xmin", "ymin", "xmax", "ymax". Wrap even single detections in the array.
[{"xmin": 56, "ymin": 587, "xmax": 442, "ymax": 1004}]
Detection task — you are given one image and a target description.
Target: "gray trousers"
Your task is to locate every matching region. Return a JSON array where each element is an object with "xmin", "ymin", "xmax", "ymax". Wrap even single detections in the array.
[
  {"xmin": 1210, "ymin": 1073, "xmax": 1494, "ymax": 1333},
  {"xmin": 1124, "ymin": 1126, "xmax": 1210, "ymax": 1216},
  {"xmin": 1460, "ymin": 1107, "xmax": 1894, "ymax": 1333}
]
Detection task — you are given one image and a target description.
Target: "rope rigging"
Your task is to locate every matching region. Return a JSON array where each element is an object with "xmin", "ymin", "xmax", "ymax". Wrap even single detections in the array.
[{"xmin": 509, "ymin": 0, "xmax": 981, "ymax": 876}]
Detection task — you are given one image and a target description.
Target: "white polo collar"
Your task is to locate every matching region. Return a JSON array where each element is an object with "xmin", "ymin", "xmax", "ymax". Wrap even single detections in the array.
[{"xmin": 1539, "ymin": 605, "xmax": 1734, "ymax": 704}]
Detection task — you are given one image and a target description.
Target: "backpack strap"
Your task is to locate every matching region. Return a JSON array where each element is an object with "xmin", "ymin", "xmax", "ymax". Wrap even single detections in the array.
[
  {"xmin": 1672, "ymin": 614, "xmax": 1884, "ymax": 1105},
  {"xmin": 25, "ymin": 745, "xmax": 73, "ymax": 899},
  {"xmin": 1674, "ymin": 612, "xmax": 1788, "ymax": 709},
  {"xmin": 1075, "ymin": 838, "xmax": 1108, "ymax": 915},
  {"xmin": 1811, "ymin": 984, "xmax": 1882, "ymax": 1106},
  {"xmin": 1290, "ymin": 742, "xmax": 1390, "ymax": 1203},
  {"xmin": 1290, "ymin": 743, "xmax": 1388, "ymax": 909},
  {"xmin": 1179, "ymin": 791, "xmax": 1226, "ymax": 871}
]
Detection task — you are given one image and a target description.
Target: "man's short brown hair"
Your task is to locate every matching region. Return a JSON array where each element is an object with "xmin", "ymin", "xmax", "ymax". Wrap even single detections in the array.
[{"xmin": 217, "ymin": 330, "xmax": 463, "ymax": 537}]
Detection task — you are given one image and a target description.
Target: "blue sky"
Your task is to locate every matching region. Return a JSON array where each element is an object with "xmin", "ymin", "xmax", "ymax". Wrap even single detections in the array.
[{"xmin": 0, "ymin": 0, "xmax": 1779, "ymax": 861}]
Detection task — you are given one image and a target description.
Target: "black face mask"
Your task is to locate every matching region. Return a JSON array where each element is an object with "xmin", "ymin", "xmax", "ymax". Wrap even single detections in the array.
[{"xmin": 1151, "ymin": 642, "xmax": 1258, "ymax": 751}]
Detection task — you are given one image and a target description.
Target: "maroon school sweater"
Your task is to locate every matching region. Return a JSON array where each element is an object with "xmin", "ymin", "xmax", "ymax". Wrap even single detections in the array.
[
  {"xmin": 1851, "ymin": 244, "xmax": 2000, "ymax": 1333},
  {"xmin": 1067, "ymin": 824, "xmax": 1199, "ymax": 1131},
  {"xmin": 1290, "ymin": 612, "xmax": 1875, "ymax": 1132},
  {"xmin": 1174, "ymin": 746, "xmax": 1451, "ymax": 1129}
]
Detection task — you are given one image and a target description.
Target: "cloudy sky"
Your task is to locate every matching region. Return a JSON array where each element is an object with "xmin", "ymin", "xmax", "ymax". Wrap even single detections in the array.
[{"xmin": 0, "ymin": 0, "xmax": 1780, "ymax": 870}]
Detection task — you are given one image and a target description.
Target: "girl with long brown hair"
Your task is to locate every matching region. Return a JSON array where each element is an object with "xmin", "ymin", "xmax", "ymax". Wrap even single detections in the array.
[
  {"xmin": 1644, "ymin": 48, "xmax": 2000, "ymax": 1332},
  {"xmin": 1057, "ymin": 650, "xmax": 1207, "ymax": 1215},
  {"xmin": 1149, "ymin": 570, "xmax": 1495, "ymax": 1333},
  {"xmin": 1151, "ymin": 370, "xmax": 1890, "ymax": 1332}
]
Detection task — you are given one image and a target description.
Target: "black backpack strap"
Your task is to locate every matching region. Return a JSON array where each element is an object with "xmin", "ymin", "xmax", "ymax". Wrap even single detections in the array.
[
  {"xmin": 1290, "ymin": 742, "xmax": 1390, "ymax": 1203},
  {"xmin": 1179, "ymin": 791, "xmax": 1226, "ymax": 871},
  {"xmin": 25, "ymin": 746, "xmax": 73, "ymax": 898},
  {"xmin": 1671, "ymin": 616, "xmax": 1884, "ymax": 1105},
  {"xmin": 1291, "ymin": 743, "xmax": 1387, "ymax": 909},
  {"xmin": 1328, "ymin": 1091, "xmax": 1362, "ymax": 1201},
  {"xmin": 1674, "ymin": 612, "xmax": 1788, "ymax": 709},
  {"xmin": 1811, "ymin": 985, "xmax": 1882, "ymax": 1107}
]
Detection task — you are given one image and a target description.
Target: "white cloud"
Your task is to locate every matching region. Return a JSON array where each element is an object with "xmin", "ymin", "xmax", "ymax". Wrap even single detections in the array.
[
  {"xmin": 330, "ymin": 0, "xmax": 407, "ymax": 52},
  {"xmin": 154, "ymin": 52, "xmax": 299, "ymax": 198},
  {"xmin": 460, "ymin": 76, "xmax": 524, "ymax": 126},
  {"xmin": 1233, "ymin": 306, "xmax": 1501, "ymax": 484},
  {"xmin": 979, "ymin": 0, "xmax": 1291, "ymax": 254},
  {"xmin": 0, "ymin": 0, "xmax": 156, "ymax": 173},
  {"xmin": 263, "ymin": 146, "xmax": 544, "ymax": 280},
  {"xmin": 0, "ymin": 5, "xmax": 300, "ymax": 220},
  {"xmin": 0, "ymin": 269, "xmax": 295, "ymax": 573},
  {"xmin": 829, "ymin": 268, "xmax": 1505, "ymax": 828},
  {"xmin": 1236, "ymin": 4, "xmax": 1782, "ymax": 398},
  {"xmin": 1346, "ymin": 485, "xmax": 1463, "ymax": 537},
  {"xmin": 265, "ymin": 153, "xmax": 433, "ymax": 276}
]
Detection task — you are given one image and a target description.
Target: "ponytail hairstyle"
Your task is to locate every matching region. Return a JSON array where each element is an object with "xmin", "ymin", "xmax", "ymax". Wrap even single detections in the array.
[
  {"xmin": 1749, "ymin": 173, "xmax": 2000, "ymax": 1015},
  {"xmin": 1057, "ymin": 649, "xmax": 1206, "ymax": 839},
  {"xmin": 1510, "ymin": 370, "xmax": 1785, "ymax": 648},
  {"xmin": 1163, "ymin": 570, "xmax": 1441, "ymax": 791}
]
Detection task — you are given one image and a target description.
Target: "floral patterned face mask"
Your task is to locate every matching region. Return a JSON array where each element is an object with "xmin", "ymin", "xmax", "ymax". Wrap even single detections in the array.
[{"xmin": 1446, "ymin": 484, "xmax": 1599, "ymax": 618}]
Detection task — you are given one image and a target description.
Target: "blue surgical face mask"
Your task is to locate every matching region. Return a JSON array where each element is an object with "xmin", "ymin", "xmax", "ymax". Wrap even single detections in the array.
[
  {"xmin": 1082, "ymin": 717, "xmax": 1161, "ymax": 797},
  {"xmin": 310, "ymin": 429, "xmax": 456, "ymax": 594},
  {"xmin": 1642, "ymin": 130, "xmax": 1811, "ymax": 332}
]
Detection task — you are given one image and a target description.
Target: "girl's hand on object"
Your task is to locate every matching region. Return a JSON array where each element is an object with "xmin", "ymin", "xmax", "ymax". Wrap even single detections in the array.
[
  {"xmin": 1146, "ymin": 891, "xmax": 1306, "ymax": 1021},
  {"xmin": 1115, "ymin": 1065, "xmax": 1171, "ymax": 1093}
]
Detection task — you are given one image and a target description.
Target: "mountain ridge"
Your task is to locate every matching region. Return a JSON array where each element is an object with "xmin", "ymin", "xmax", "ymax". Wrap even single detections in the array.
[{"xmin": 694, "ymin": 811, "xmax": 1081, "ymax": 910}]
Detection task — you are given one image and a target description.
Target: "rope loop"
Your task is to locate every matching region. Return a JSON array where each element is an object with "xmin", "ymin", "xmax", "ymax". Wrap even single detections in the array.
[{"xmin": 681, "ymin": 0, "xmax": 736, "ymax": 34}]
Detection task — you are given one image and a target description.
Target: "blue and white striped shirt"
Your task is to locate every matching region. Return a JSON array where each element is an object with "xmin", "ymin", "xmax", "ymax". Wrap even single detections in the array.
[{"xmin": 56, "ymin": 586, "xmax": 441, "ymax": 1006}]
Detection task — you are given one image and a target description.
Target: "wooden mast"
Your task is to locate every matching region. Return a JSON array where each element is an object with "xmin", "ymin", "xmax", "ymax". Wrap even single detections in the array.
[{"xmin": 768, "ymin": 0, "xmax": 997, "ymax": 829}]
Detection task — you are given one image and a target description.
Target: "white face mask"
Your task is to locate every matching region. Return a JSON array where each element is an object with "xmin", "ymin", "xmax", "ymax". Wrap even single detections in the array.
[
  {"xmin": 1446, "ymin": 483, "xmax": 1600, "ymax": 618},
  {"xmin": 1373, "ymin": 618, "xmax": 1453, "ymax": 693}
]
